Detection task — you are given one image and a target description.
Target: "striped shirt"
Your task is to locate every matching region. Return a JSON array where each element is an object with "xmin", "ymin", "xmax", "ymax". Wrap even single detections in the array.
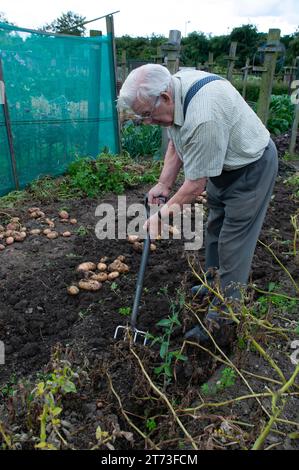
[{"xmin": 167, "ymin": 70, "xmax": 270, "ymax": 180}]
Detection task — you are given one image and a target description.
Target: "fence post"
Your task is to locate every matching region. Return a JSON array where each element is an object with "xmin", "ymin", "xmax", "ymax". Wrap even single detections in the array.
[
  {"xmin": 208, "ymin": 52, "xmax": 214, "ymax": 73},
  {"xmin": 121, "ymin": 50, "xmax": 127, "ymax": 84},
  {"xmin": 226, "ymin": 42, "xmax": 238, "ymax": 82},
  {"xmin": 106, "ymin": 15, "xmax": 121, "ymax": 154},
  {"xmin": 256, "ymin": 29, "xmax": 281, "ymax": 125},
  {"xmin": 242, "ymin": 57, "xmax": 251, "ymax": 99},
  {"xmin": 160, "ymin": 31, "xmax": 181, "ymax": 156},
  {"xmin": 289, "ymin": 104, "xmax": 299, "ymax": 156},
  {"xmin": 0, "ymin": 58, "xmax": 19, "ymax": 190}
]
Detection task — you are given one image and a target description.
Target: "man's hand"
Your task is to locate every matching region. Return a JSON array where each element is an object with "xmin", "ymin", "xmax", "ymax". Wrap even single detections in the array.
[{"xmin": 148, "ymin": 182, "xmax": 170, "ymax": 205}]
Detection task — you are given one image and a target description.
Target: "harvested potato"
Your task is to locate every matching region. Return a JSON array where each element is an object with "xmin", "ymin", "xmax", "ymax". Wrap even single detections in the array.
[
  {"xmin": 100, "ymin": 256, "xmax": 108, "ymax": 263},
  {"xmin": 29, "ymin": 211, "xmax": 38, "ymax": 219},
  {"xmin": 0, "ymin": 225, "xmax": 4, "ymax": 232},
  {"xmin": 150, "ymin": 243, "xmax": 157, "ymax": 252},
  {"xmin": 30, "ymin": 229, "xmax": 41, "ymax": 235},
  {"xmin": 36, "ymin": 210, "xmax": 45, "ymax": 218},
  {"xmin": 132, "ymin": 241, "xmax": 143, "ymax": 253},
  {"xmin": 0, "ymin": 233, "xmax": 4, "ymax": 240},
  {"xmin": 117, "ymin": 255, "xmax": 126, "ymax": 262},
  {"xmin": 79, "ymin": 279, "xmax": 102, "ymax": 291},
  {"xmin": 0, "ymin": 244, "xmax": 5, "ymax": 251},
  {"xmin": 13, "ymin": 231, "xmax": 26, "ymax": 242},
  {"xmin": 11, "ymin": 217, "xmax": 20, "ymax": 223},
  {"xmin": 20, "ymin": 227, "xmax": 27, "ymax": 232},
  {"xmin": 67, "ymin": 285, "xmax": 80, "ymax": 296},
  {"xmin": 91, "ymin": 272, "xmax": 108, "ymax": 282},
  {"xmin": 128, "ymin": 235, "xmax": 139, "ymax": 243},
  {"xmin": 108, "ymin": 260, "xmax": 129, "ymax": 274},
  {"xmin": 108, "ymin": 271, "xmax": 119, "ymax": 281},
  {"xmin": 28, "ymin": 207, "xmax": 40, "ymax": 214},
  {"xmin": 77, "ymin": 262, "xmax": 97, "ymax": 272},
  {"xmin": 62, "ymin": 231, "xmax": 71, "ymax": 237},
  {"xmin": 97, "ymin": 262, "xmax": 107, "ymax": 272},
  {"xmin": 6, "ymin": 237, "xmax": 14, "ymax": 245},
  {"xmin": 43, "ymin": 228, "xmax": 52, "ymax": 235},
  {"xmin": 168, "ymin": 225, "xmax": 180, "ymax": 236},
  {"xmin": 47, "ymin": 231, "xmax": 59, "ymax": 240},
  {"xmin": 45, "ymin": 218, "xmax": 55, "ymax": 228},
  {"xmin": 70, "ymin": 218, "xmax": 77, "ymax": 225},
  {"xmin": 7, "ymin": 222, "xmax": 19, "ymax": 231},
  {"xmin": 59, "ymin": 210, "xmax": 69, "ymax": 220}
]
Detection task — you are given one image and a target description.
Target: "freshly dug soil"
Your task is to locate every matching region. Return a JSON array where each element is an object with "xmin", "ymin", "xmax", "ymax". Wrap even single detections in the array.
[{"xmin": 0, "ymin": 135, "xmax": 298, "ymax": 450}]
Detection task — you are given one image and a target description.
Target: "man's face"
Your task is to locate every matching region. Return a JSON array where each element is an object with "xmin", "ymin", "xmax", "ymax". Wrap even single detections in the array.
[{"xmin": 132, "ymin": 92, "xmax": 174, "ymax": 127}]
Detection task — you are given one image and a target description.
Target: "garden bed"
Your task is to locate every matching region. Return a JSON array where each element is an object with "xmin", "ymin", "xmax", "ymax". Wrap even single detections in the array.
[{"xmin": 0, "ymin": 144, "xmax": 298, "ymax": 450}]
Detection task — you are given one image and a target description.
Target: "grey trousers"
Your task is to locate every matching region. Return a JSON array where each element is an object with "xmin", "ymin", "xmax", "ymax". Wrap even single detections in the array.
[{"xmin": 205, "ymin": 139, "xmax": 278, "ymax": 299}]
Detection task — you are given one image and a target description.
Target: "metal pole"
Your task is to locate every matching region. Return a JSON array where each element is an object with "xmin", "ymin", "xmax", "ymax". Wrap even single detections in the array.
[{"xmin": 0, "ymin": 58, "xmax": 19, "ymax": 190}]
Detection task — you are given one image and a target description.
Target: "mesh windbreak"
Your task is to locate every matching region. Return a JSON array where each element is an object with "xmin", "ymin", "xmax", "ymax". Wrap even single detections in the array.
[{"xmin": 0, "ymin": 23, "xmax": 119, "ymax": 195}]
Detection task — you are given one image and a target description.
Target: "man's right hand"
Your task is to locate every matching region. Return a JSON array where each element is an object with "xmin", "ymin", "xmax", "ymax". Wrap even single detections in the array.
[{"xmin": 148, "ymin": 182, "xmax": 170, "ymax": 205}]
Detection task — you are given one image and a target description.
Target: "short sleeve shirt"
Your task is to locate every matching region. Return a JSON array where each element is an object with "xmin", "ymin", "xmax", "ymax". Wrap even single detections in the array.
[{"xmin": 167, "ymin": 70, "xmax": 270, "ymax": 180}]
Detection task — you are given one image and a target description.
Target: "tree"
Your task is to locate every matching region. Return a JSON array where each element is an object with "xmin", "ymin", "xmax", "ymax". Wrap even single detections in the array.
[
  {"xmin": 181, "ymin": 32, "xmax": 209, "ymax": 66},
  {"xmin": 43, "ymin": 11, "xmax": 86, "ymax": 36},
  {"xmin": 229, "ymin": 24, "xmax": 265, "ymax": 67}
]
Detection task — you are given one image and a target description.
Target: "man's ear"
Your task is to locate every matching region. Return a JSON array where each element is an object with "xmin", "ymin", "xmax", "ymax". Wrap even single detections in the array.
[{"xmin": 160, "ymin": 91, "xmax": 172, "ymax": 103}]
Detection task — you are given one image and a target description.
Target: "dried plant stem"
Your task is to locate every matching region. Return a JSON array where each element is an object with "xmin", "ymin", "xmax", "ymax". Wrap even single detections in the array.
[
  {"xmin": 106, "ymin": 372, "xmax": 160, "ymax": 450},
  {"xmin": 129, "ymin": 347, "xmax": 199, "ymax": 450}
]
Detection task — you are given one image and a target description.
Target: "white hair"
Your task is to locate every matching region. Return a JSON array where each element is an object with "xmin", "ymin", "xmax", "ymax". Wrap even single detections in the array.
[{"xmin": 117, "ymin": 63, "xmax": 173, "ymax": 111}]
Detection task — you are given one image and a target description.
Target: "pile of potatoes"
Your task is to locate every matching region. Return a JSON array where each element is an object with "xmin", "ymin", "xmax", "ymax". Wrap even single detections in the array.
[
  {"xmin": 0, "ymin": 217, "xmax": 27, "ymax": 250},
  {"xmin": 67, "ymin": 255, "xmax": 130, "ymax": 295},
  {"xmin": 28, "ymin": 207, "xmax": 77, "ymax": 240},
  {"xmin": 0, "ymin": 208, "xmax": 78, "ymax": 252},
  {"xmin": 127, "ymin": 235, "xmax": 157, "ymax": 253}
]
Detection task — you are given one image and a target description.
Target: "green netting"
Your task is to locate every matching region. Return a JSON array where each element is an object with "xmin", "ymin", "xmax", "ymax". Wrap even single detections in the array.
[{"xmin": 0, "ymin": 23, "xmax": 119, "ymax": 196}]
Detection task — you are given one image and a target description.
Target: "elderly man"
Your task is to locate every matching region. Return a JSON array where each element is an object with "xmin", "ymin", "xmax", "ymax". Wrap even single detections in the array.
[{"xmin": 117, "ymin": 64, "xmax": 278, "ymax": 342}]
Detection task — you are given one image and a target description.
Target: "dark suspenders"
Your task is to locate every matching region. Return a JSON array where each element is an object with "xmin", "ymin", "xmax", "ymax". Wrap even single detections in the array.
[{"xmin": 183, "ymin": 75, "xmax": 224, "ymax": 119}]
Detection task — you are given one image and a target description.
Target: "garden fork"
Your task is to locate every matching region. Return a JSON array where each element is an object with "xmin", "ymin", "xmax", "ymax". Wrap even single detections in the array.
[{"xmin": 114, "ymin": 194, "xmax": 166, "ymax": 345}]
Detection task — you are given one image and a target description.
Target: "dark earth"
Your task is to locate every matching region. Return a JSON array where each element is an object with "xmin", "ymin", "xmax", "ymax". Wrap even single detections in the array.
[{"xmin": 0, "ymin": 134, "xmax": 298, "ymax": 450}]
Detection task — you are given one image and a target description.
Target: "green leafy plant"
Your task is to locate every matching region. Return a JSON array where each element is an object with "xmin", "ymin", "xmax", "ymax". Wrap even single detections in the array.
[
  {"xmin": 118, "ymin": 307, "xmax": 131, "ymax": 316},
  {"xmin": 201, "ymin": 367, "xmax": 236, "ymax": 396},
  {"xmin": 146, "ymin": 418, "xmax": 157, "ymax": 432},
  {"xmin": 32, "ymin": 360, "xmax": 77, "ymax": 450},
  {"xmin": 121, "ymin": 122, "xmax": 162, "ymax": 159},
  {"xmin": 267, "ymin": 95, "xmax": 295, "ymax": 135},
  {"xmin": 150, "ymin": 293, "xmax": 187, "ymax": 384}
]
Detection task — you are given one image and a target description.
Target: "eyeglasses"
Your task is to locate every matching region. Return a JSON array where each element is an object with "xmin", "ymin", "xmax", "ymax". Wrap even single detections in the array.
[{"xmin": 134, "ymin": 97, "xmax": 160, "ymax": 122}]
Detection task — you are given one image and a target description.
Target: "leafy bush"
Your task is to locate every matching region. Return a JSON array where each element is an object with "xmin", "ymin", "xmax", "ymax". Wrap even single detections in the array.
[
  {"xmin": 267, "ymin": 95, "xmax": 294, "ymax": 135},
  {"xmin": 67, "ymin": 153, "xmax": 161, "ymax": 197},
  {"xmin": 121, "ymin": 121, "xmax": 162, "ymax": 159}
]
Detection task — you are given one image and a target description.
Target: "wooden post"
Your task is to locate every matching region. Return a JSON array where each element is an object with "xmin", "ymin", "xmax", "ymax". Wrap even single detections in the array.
[
  {"xmin": 88, "ymin": 30, "xmax": 102, "ymax": 157},
  {"xmin": 121, "ymin": 50, "xmax": 127, "ymax": 83},
  {"xmin": 156, "ymin": 46, "xmax": 163, "ymax": 64},
  {"xmin": 0, "ymin": 58, "xmax": 19, "ymax": 190},
  {"xmin": 242, "ymin": 58, "xmax": 251, "ymax": 99},
  {"xmin": 289, "ymin": 104, "xmax": 299, "ymax": 155},
  {"xmin": 161, "ymin": 31, "xmax": 181, "ymax": 156},
  {"xmin": 207, "ymin": 52, "xmax": 214, "ymax": 73},
  {"xmin": 106, "ymin": 15, "xmax": 121, "ymax": 154},
  {"xmin": 257, "ymin": 29, "xmax": 281, "ymax": 125},
  {"xmin": 226, "ymin": 42, "xmax": 238, "ymax": 82}
]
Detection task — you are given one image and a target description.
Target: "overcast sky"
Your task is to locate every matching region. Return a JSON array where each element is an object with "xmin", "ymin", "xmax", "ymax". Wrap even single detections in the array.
[{"xmin": 1, "ymin": 0, "xmax": 299, "ymax": 37}]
